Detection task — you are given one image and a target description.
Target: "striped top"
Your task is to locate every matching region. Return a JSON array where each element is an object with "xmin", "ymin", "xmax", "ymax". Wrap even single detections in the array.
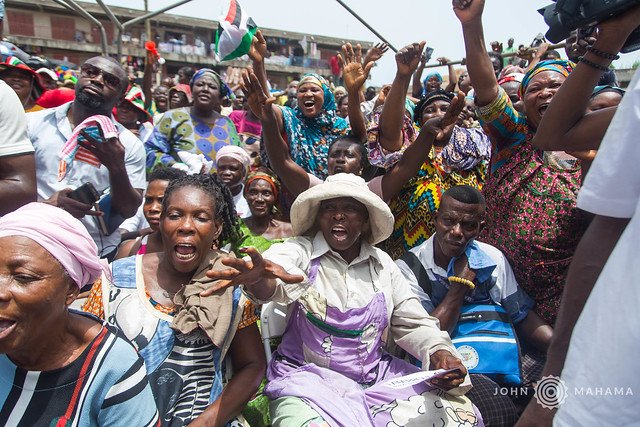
[{"xmin": 0, "ymin": 311, "xmax": 159, "ymax": 427}]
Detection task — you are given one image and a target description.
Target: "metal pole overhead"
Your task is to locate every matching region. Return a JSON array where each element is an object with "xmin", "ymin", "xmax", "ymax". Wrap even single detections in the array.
[
  {"xmin": 54, "ymin": 0, "xmax": 108, "ymax": 54},
  {"xmin": 94, "ymin": 0, "xmax": 124, "ymax": 59},
  {"xmin": 334, "ymin": 0, "xmax": 397, "ymax": 53},
  {"xmin": 122, "ymin": 0, "xmax": 194, "ymax": 28}
]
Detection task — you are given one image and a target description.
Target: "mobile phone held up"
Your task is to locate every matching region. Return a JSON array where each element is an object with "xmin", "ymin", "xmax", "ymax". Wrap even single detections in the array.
[
  {"xmin": 67, "ymin": 182, "xmax": 100, "ymax": 205},
  {"xmin": 77, "ymin": 125, "xmax": 104, "ymax": 146},
  {"xmin": 66, "ymin": 183, "xmax": 110, "ymax": 235}
]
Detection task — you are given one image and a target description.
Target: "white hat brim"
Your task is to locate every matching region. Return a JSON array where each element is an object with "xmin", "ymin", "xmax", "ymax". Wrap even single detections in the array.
[{"xmin": 290, "ymin": 173, "xmax": 394, "ymax": 245}]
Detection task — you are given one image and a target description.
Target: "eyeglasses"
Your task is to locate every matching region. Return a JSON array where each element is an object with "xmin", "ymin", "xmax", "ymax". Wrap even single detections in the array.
[{"xmin": 80, "ymin": 63, "xmax": 121, "ymax": 89}]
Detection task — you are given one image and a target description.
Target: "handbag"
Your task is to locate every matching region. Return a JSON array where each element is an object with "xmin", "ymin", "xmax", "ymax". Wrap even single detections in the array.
[
  {"xmin": 451, "ymin": 304, "xmax": 522, "ymax": 384},
  {"xmin": 399, "ymin": 252, "xmax": 522, "ymax": 384}
]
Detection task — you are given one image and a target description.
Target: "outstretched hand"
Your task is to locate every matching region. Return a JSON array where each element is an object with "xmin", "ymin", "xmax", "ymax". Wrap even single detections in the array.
[
  {"xmin": 248, "ymin": 30, "xmax": 269, "ymax": 63},
  {"xmin": 339, "ymin": 43, "xmax": 374, "ymax": 93},
  {"xmin": 452, "ymin": 0, "xmax": 485, "ymax": 24},
  {"xmin": 241, "ymin": 70, "xmax": 277, "ymax": 121},
  {"xmin": 364, "ymin": 42, "xmax": 390, "ymax": 65},
  {"xmin": 421, "ymin": 91, "xmax": 465, "ymax": 141},
  {"xmin": 201, "ymin": 247, "xmax": 304, "ymax": 297},
  {"xmin": 395, "ymin": 41, "xmax": 426, "ymax": 77}
]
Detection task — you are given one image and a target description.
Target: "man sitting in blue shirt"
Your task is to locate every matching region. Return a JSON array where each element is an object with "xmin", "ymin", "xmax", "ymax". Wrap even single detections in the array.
[{"xmin": 396, "ymin": 185, "xmax": 553, "ymax": 425}]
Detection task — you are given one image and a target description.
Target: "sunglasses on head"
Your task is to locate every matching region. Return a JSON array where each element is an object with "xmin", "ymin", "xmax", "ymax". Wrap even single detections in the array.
[{"xmin": 80, "ymin": 63, "xmax": 121, "ymax": 89}]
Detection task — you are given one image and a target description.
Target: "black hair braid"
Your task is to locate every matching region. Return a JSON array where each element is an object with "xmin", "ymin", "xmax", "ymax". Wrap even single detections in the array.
[
  {"xmin": 147, "ymin": 166, "xmax": 187, "ymax": 184},
  {"xmin": 161, "ymin": 173, "xmax": 241, "ymax": 246}
]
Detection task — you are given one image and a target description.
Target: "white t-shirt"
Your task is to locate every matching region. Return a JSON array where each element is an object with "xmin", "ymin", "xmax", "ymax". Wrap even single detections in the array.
[
  {"xmin": 554, "ymin": 69, "xmax": 640, "ymax": 426},
  {"xmin": 27, "ymin": 102, "xmax": 147, "ymax": 257},
  {"xmin": 0, "ymin": 80, "xmax": 34, "ymax": 157},
  {"xmin": 233, "ymin": 184, "xmax": 250, "ymax": 219},
  {"xmin": 119, "ymin": 203, "xmax": 149, "ymax": 233}
]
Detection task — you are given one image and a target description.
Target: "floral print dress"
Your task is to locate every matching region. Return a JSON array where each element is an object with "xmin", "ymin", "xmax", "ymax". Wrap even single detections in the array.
[{"xmin": 477, "ymin": 87, "xmax": 589, "ymax": 325}]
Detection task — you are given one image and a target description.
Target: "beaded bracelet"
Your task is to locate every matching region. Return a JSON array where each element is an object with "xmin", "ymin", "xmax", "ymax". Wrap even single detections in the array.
[
  {"xmin": 586, "ymin": 45, "xmax": 620, "ymax": 61},
  {"xmin": 579, "ymin": 56, "xmax": 610, "ymax": 72},
  {"xmin": 448, "ymin": 276, "xmax": 476, "ymax": 290}
]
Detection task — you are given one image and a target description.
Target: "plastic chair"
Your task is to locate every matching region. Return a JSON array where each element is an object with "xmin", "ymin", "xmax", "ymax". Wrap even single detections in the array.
[{"xmin": 260, "ymin": 301, "xmax": 288, "ymax": 362}]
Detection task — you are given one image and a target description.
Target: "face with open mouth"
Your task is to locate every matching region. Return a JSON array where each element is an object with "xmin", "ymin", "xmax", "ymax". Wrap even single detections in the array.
[
  {"xmin": 328, "ymin": 139, "xmax": 363, "ymax": 175},
  {"xmin": 297, "ymin": 83, "xmax": 324, "ymax": 118},
  {"xmin": 523, "ymin": 70, "xmax": 566, "ymax": 130},
  {"xmin": 317, "ymin": 197, "xmax": 369, "ymax": 263},
  {"xmin": 0, "ymin": 236, "xmax": 78, "ymax": 357},
  {"xmin": 160, "ymin": 186, "xmax": 222, "ymax": 274}
]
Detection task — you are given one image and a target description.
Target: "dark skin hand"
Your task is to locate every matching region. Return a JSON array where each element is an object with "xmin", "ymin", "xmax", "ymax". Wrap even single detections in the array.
[
  {"xmin": 45, "ymin": 188, "xmax": 103, "ymax": 219},
  {"xmin": 76, "ymin": 128, "xmax": 143, "ymax": 218},
  {"xmin": 363, "ymin": 42, "xmax": 389, "ymax": 66},
  {"xmin": 201, "ymin": 247, "xmax": 304, "ymax": 301},
  {"xmin": 381, "ymin": 91, "xmax": 465, "ymax": 202},
  {"xmin": 431, "ymin": 254, "xmax": 476, "ymax": 333},
  {"xmin": 429, "ymin": 349, "xmax": 468, "ymax": 390},
  {"xmin": 379, "ymin": 41, "xmax": 426, "ymax": 152},
  {"xmin": 338, "ymin": 43, "xmax": 372, "ymax": 142},
  {"xmin": 531, "ymin": 6, "xmax": 640, "ymax": 152}
]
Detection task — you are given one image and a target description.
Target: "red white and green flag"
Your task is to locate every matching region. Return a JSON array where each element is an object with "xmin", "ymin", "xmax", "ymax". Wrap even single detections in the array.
[{"xmin": 214, "ymin": 0, "xmax": 258, "ymax": 62}]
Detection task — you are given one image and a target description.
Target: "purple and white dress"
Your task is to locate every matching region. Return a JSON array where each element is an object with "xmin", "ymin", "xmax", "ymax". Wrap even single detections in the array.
[{"xmin": 253, "ymin": 233, "xmax": 484, "ymax": 427}]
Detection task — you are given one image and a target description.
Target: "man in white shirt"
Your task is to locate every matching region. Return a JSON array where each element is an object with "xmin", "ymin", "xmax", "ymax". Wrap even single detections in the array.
[
  {"xmin": 27, "ymin": 56, "xmax": 145, "ymax": 259},
  {"xmin": 0, "ymin": 80, "xmax": 36, "ymax": 215}
]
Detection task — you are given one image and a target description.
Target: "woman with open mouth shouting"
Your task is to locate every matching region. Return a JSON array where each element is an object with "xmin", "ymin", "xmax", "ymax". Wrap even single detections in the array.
[
  {"xmin": 203, "ymin": 174, "xmax": 483, "ymax": 427},
  {"xmin": 0, "ymin": 203, "xmax": 159, "ymax": 426},
  {"xmin": 83, "ymin": 174, "xmax": 265, "ymax": 426}
]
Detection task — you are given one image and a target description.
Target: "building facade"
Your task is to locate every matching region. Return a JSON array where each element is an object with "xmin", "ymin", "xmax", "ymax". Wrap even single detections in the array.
[{"xmin": 4, "ymin": 0, "xmax": 373, "ymax": 88}]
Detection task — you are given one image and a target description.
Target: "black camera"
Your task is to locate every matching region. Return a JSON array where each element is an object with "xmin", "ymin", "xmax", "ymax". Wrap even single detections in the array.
[{"xmin": 539, "ymin": 0, "xmax": 640, "ymax": 52}]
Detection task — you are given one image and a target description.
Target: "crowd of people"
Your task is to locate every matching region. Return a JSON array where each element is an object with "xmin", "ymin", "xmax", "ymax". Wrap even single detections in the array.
[{"xmin": 0, "ymin": 0, "xmax": 638, "ymax": 426}]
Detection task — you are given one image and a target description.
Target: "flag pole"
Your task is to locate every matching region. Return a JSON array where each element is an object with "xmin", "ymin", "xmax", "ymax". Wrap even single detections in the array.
[{"xmin": 334, "ymin": 0, "xmax": 398, "ymax": 53}]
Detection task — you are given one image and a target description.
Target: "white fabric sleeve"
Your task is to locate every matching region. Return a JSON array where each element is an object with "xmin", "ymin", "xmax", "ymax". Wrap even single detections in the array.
[
  {"xmin": 577, "ymin": 69, "xmax": 640, "ymax": 218},
  {"xmin": 0, "ymin": 81, "xmax": 34, "ymax": 157}
]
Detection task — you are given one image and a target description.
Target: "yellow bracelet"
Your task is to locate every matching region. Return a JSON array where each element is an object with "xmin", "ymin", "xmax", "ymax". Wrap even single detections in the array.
[{"xmin": 448, "ymin": 276, "xmax": 475, "ymax": 290}]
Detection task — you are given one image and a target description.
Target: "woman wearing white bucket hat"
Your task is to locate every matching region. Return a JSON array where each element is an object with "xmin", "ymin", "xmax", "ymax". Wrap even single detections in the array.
[{"xmin": 204, "ymin": 173, "xmax": 483, "ymax": 427}]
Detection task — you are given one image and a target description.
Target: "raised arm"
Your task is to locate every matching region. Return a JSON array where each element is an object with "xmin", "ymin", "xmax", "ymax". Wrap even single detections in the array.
[
  {"xmin": 248, "ymin": 30, "xmax": 270, "ymax": 98},
  {"xmin": 531, "ymin": 8, "xmax": 640, "ymax": 152},
  {"xmin": 439, "ymin": 57, "xmax": 458, "ymax": 92},
  {"xmin": 452, "ymin": 0, "xmax": 498, "ymax": 106},
  {"xmin": 381, "ymin": 91, "xmax": 465, "ymax": 202},
  {"xmin": 378, "ymin": 41, "xmax": 426, "ymax": 152},
  {"xmin": 412, "ymin": 51, "xmax": 429, "ymax": 98},
  {"xmin": 242, "ymin": 71, "xmax": 309, "ymax": 197},
  {"xmin": 142, "ymin": 50, "xmax": 156, "ymax": 111},
  {"xmin": 340, "ymin": 43, "xmax": 374, "ymax": 143}
]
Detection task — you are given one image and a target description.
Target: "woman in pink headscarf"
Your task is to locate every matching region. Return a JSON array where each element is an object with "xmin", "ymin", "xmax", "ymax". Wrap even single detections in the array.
[
  {"xmin": 0, "ymin": 202, "xmax": 159, "ymax": 426},
  {"xmin": 216, "ymin": 145, "xmax": 252, "ymax": 218}
]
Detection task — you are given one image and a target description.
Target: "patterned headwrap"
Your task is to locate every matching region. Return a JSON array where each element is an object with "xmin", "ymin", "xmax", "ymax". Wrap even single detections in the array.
[
  {"xmin": 0, "ymin": 202, "xmax": 103, "ymax": 288},
  {"xmin": 280, "ymin": 73, "xmax": 349, "ymax": 179},
  {"xmin": 519, "ymin": 60, "xmax": 575, "ymax": 99},
  {"xmin": 189, "ymin": 68, "xmax": 231, "ymax": 98},
  {"xmin": 423, "ymin": 71, "xmax": 443, "ymax": 86},
  {"xmin": 244, "ymin": 171, "xmax": 280, "ymax": 200},
  {"xmin": 121, "ymin": 85, "xmax": 152, "ymax": 122},
  {"xmin": 414, "ymin": 89, "xmax": 454, "ymax": 125},
  {"xmin": 591, "ymin": 85, "xmax": 625, "ymax": 98}
]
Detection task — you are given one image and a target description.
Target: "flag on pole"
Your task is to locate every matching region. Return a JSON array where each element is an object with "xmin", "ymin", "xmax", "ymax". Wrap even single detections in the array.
[{"xmin": 214, "ymin": 0, "xmax": 258, "ymax": 62}]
